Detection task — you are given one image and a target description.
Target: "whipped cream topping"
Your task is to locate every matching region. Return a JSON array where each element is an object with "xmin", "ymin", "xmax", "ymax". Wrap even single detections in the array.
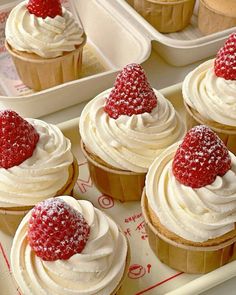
[
  {"xmin": 80, "ymin": 88, "xmax": 185, "ymax": 173},
  {"xmin": 0, "ymin": 119, "xmax": 73, "ymax": 208},
  {"xmin": 183, "ymin": 59, "xmax": 236, "ymax": 127},
  {"xmin": 11, "ymin": 196, "xmax": 127, "ymax": 295},
  {"xmin": 5, "ymin": 1, "xmax": 85, "ymax": 58},
  {"xmin": 146, "ymin": 143, "xmax": 236, "ymax": 243}
]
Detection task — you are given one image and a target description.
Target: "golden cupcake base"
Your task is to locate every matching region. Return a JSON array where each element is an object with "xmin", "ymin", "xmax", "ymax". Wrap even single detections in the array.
[
  {"xmin": 198, "ymin": 0, "xmax": 236, "ymax": 35},
  {"xmin": 5, "ymin": 36, "xmax": 86, "ymax": 91},
  {"xmin": 81, "ymin": 141, "xmax": 146, "ymax": 202},
  {"xmin": 133, "ymin": 0, "xmax": 195, "ymax": 33},
  {"xmin": 141, "ymin": 190, "xmax": 236, "ymax": 274}
]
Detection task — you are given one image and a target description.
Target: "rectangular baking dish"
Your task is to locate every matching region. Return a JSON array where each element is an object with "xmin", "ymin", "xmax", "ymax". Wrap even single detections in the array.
[
  {"xmin": 0, "ymin": 0, "xmax": 151, "ymax": 118},
  {"xmin": 121, "ymin": 0, "xmax": 236, "ymax": 66},
  {"xmin": 1, "ymin": 83, "xmax": 236, "ymax": 295}
]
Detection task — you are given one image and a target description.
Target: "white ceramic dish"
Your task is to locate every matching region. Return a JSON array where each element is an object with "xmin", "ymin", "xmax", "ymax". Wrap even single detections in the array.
[
  {"xmin": 1, "ymin": 83, "xmax": 236, "ymax": 295},
  {"xmin": 121, "ymin": 0, "xmax": 236, "ymax": 66},
  {"xmin": 0, "ymin": 0, "xmax": 151, "ymax": 118}
]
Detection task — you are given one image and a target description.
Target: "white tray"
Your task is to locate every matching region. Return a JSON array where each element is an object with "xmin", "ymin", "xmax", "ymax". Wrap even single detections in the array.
[
  {"xmin": 121, "ymin": 0, "xmax": 236, "ymax": 66},
  {"xmin": 0, "ymin": 0, "xmax": 151, "ymax": 118},
  {"xmin": 1, "ymin": 83, "xmax": 236, "ymax": 295}
]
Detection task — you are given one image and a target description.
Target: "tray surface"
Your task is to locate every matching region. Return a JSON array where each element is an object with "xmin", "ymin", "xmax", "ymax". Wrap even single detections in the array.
[{"xmin": 1, "ymin": 84, "xmax": 236, "ymax": 295}]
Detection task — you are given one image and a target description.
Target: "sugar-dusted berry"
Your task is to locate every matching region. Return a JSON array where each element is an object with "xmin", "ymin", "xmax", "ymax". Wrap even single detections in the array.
[
  {"xmin": 0, "ymin": 110, "xmax": 39, "ymax": 169},
  {"xmin": 172, "ymin": 125, "xmax": 231, "ymax": 188},
  {"xmin": 28, "ymin": 198, "xmax": 90, "ymax": 261},
  {"xmin": 214, "ymin": 32, "xmax": 236, "ymax": 80},
  {"xmin": 104, "ymin": 63, "xmax": 157, "ymax": 119},
  {"xmin": 27, "ymin": 0, "xmax": 62, "ymax": 19}
]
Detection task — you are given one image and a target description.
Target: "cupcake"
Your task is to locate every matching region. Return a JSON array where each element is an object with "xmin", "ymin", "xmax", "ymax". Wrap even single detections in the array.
[
  {"xmin": 142, "ymin": 125, "xmax": 236, "ymax": 273},
  {"xmin": 133, "ymin": 0, "xmax": 196, "ymax": 33},
  {"xmin": 0, "ymin": 110, "xmax": 78, "ymax": 214},
  {"xmin": 11, "ymin": 195, "xmax": 130, "ymax": 295},
  {"xmin": 198, "ymin": 0, "xmax": 236, "ymax": 35},
  {"xmin": 183, "ymin": 32, "xmax": 236, "ymax": 154},
  {"xmin": 5, "ymin": 0, "xmax": 86, "ymax": 91},
  {"xmin": 80, "ymin": 63, "xmax": 186, "ymax": 201}
]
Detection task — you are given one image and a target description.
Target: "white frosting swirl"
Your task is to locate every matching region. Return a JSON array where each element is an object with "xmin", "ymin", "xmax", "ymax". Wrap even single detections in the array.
[
  {"xmin": 183, "ymin": 59, "xmax": 236, "ymax": 127},
  {"xmin": 146, "ymin": 143, "xmax": 236, "ymax": 242},
  {"xmin": 5, "ymin": 1, "xmax": 85, "ymax": 58},
  {"xmin": 0, "ymin": 119, "xmax": 73, "ymax": 208},
  {"xmin": 80, "ymin": 88, "xmax": 185, "ymax": 173},
  {"xmin": 11, "ymin": 196, "xmax": 127, "ymax": 295}
]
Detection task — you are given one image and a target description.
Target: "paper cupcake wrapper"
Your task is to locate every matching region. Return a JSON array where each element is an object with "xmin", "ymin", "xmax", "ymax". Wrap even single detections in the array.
[
  {"xmin": 133, "ymin": 0, "xmax": 195, "ymax": 33},
  {"xmin": 0, "ymin": 157, "xmax": 79, "ymax": 216},
  {"xmin": 5, "ymin": 36, "xmax": 86, "ymax": 91},
  {"xmin": 198, "ymin": 0, "xmax": 236, "ymax": 35},
  {"xmin": 81, "ymin": 141, "xmax": 146, "ymax": 202},
  {"xmin": 112, "ymin": 234, "xmax": 131, "ymax": 295},
  {"xmin": 184, "ymin": 101, "xmax": 236, "ymax": 155},
  {"xmin": 141, "ymin": 190, "xmax": 236, "ymax": 274}
]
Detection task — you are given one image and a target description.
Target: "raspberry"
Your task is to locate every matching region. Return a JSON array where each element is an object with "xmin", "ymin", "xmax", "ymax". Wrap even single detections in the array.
[
  {"xmin": 214, "ymin": 32, "xmax": 236, "ymax": 80},
  {"xmin": 0, "ymin": 110, "xmax": 39, "ymax": 169},
  {"xmin": 27, "ymin": 198, "xmax": 90, "ymax": 261},
  {"xmin": 172, "ymin": 125, "xmax": 231, "ymax": 188},
  {"xmin": 27, "ymin": 0, "xmax": 62, "ymax": 19},
  {"xmin": 104, "ymin": 63, "xmax": 157, "ymax": 119}
]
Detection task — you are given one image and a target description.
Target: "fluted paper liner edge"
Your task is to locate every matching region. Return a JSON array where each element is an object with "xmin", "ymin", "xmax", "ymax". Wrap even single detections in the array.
[
  {"xmin": 198, "ymin": 0, "xmax": 236, "ymax": 35},
  {"xmin": 133, "ymin": 0, "xmax": 195, "ymax": 33},
  {"xmin": 112, "ymin": 234, "xmax": 131, "ymax": 295},
  {"xmin": 141, "ymin": 189, "xmax": 236, "ymax": 274},
  {"xmin": 184, "ymin": 101, "xmax": 236, "ymax": 155},
  {"xmin": 0, "ymin": 156, "xmax": 79, "ymax": 216},
  {"xmin": 81, "ymin": 141, "xmax": 146, "ymax": 202},
  {"xmin": 5, "ymin": 37, "xmax": 86, "ymax": 91}
]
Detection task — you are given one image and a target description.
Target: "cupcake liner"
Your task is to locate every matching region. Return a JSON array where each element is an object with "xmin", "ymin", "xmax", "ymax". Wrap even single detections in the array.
[
  {"xmin": 141, "ymin": 190, "xmax": 236, "ymax": 274},
  {"xmin": 5, "ymin": 35, "xmax": 86, "ymax": 91},
  {"xmin": 133, "ymin": 0, "xmax": 195, "ymax": 33},
  {"xmin": 198, "ymin": 0, "xmax": 236, "ymax": 35},
  {"xmin": 0, "ymin": 156, "xmax": 79, "ymax": 216},
  {"xmin": 127, "ymin": 0, "xmax": 134, "ymax": 6},
  {"xmin": 111, "ymin": 233, "xmax": 131, "ymax": 295},
  {"xmin": 184, "ymin": 101, "xmax": 236, "ymax": 154},
  {"xmin": 81, "ymin": 141, "xmax": 146, "ymax": 202}
]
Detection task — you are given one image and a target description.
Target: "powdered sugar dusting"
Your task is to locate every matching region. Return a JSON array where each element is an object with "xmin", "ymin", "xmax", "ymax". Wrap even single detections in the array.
[
  {"xmin": 0, "ymin": 110, "xmax": 39, "ymax": 169},
  {"xmin": 172, "ymin": 125, "xmax": 231, "ymax": 188},
  {"xmin": 214, "ymin": 32, "xmax": 236, "ymax": 80},
  {"xmin": 104, "ymin": 63, "xmax": 157, "ymax": 119},
  {"xmin": 27, "ymin": 0, "xmax": 62, "ymax": 19},
  {"xmin": 28, "ymin": 198, "xmax": 90, "ymax": 261}
]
